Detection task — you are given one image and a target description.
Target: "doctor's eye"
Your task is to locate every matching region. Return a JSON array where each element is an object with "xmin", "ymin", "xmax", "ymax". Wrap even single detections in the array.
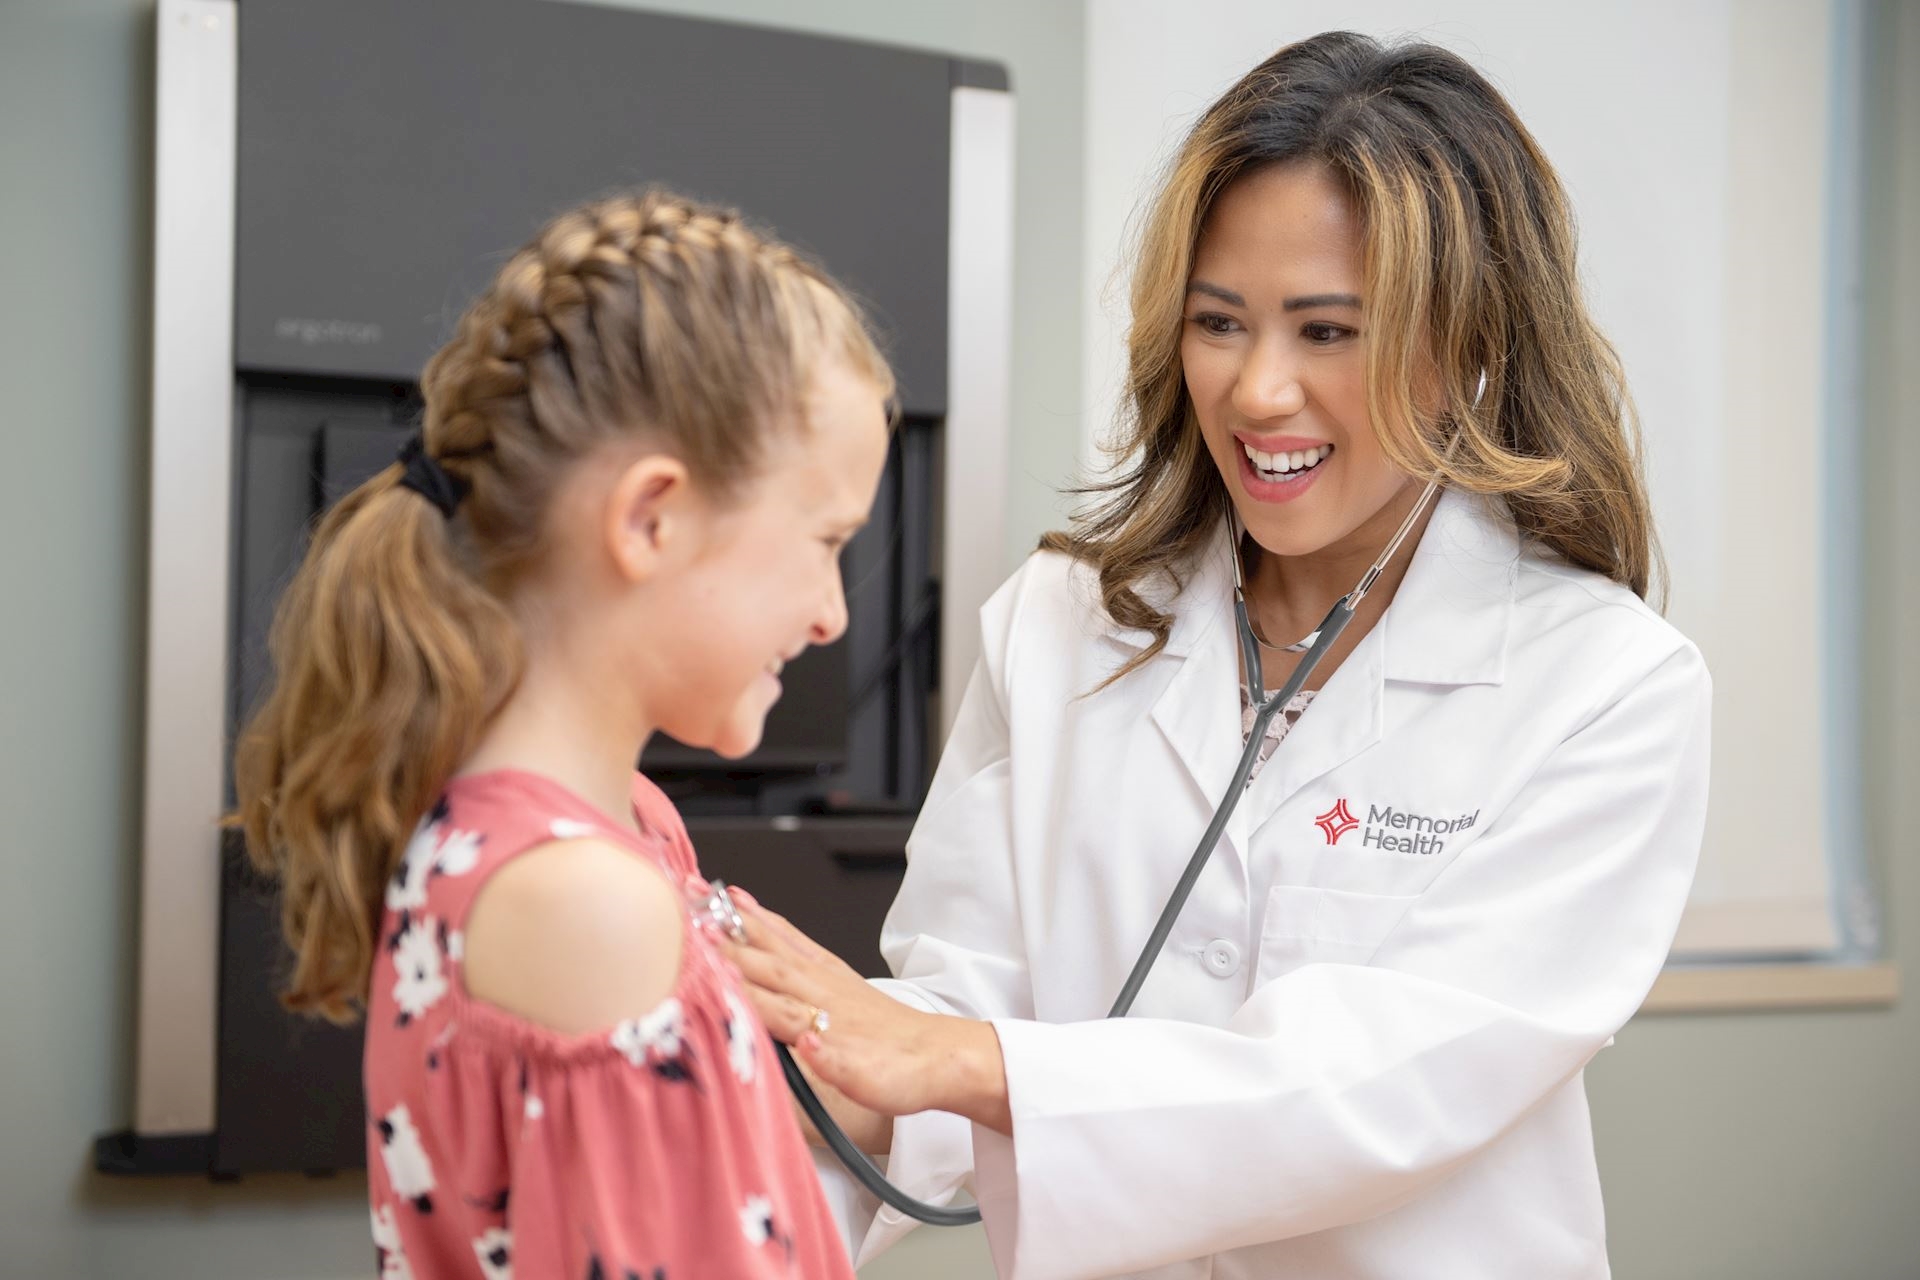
[
  {"xmin": 1187, "ymin": 312, "xmax": 1240, "ymax": 338},
  {"xmin": 1301, "ymin": 322, "xmax": 1356, "ymax": 345}
]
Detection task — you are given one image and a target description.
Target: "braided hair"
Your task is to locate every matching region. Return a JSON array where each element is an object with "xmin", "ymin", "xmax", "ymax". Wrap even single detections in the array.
[{"xmin": 234, "ymin": 191, "xmax": 893, "ymax": 1021}]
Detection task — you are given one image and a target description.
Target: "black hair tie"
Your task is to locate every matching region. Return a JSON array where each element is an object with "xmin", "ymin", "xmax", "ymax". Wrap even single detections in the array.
[{"xmin": 396, "ymin": 433, "xmax": 469, "ymax": 519}]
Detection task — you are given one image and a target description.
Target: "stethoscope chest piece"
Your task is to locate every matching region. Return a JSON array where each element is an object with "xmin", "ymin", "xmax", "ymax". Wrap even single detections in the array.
[{"xmin": 694, "ymin": 878, "xmax": 749, "ymax": 944}]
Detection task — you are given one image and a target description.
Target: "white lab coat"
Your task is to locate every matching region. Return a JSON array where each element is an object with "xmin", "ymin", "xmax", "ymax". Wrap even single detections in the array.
[{"xmin": 813, "ymin": 488, "xmax": 1711, "ymax": 1280}]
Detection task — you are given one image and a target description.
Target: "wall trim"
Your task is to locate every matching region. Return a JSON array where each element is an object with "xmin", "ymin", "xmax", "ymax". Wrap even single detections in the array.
[{"xmin": 1641, "ymin": 962, "xmax": 1899, "ymax": 1014}]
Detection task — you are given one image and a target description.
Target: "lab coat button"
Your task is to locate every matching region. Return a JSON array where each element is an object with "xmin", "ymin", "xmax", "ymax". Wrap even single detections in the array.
[{"xmin": 1202, "ymin": 939, "xmax": 1242, "ymax": 977}]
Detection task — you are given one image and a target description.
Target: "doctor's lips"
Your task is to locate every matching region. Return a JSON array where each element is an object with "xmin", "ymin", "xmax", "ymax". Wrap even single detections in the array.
[{"xmin": 1234, "ymin": 433, "xmax": 1333, "ymax": 500}]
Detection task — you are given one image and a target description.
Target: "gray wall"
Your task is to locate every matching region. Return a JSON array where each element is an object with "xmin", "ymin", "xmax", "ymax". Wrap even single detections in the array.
[{"xmin": 0, "ymin": 1, "xmax": 1912, "ymax": 1278}]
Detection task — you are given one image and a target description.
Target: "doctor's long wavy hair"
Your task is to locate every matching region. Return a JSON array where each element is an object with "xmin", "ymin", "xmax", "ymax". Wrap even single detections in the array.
[
  {"xmin": 233, "ymin": 191, "xmax": 893, "ymax": 1022},
  {"xmin": 1047, "ymin": 31, "xmax": 1663, "ymax": 678}
]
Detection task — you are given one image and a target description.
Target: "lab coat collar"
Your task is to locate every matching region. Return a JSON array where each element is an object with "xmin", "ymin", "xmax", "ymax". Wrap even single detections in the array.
[
  {"xmin": 1094, "ymin": 524, "xmax": 1236, "ymax": 660},
  {"xmin": 1379, "ymin": 486, "xmax": 1518, "ymax": 688},
  {"xmin": 1099, "ymin": 485, "xmax": 1519, "ymax": 688}
]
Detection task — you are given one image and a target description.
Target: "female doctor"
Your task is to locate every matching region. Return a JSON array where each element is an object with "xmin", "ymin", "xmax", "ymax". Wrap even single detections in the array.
[{"xmin": 725, "ymin": 30, "xmax": 1711, "ymax": 1280}]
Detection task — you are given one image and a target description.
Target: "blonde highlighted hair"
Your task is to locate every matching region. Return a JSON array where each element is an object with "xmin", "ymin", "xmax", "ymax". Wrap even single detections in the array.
[
  {"xmin": 234, "ymin": 191, "xmax": 893, "ymax": 1021},
  {"xmin": 1048, "ymin": 31, "xmax": 1663, "ymax": 679}
]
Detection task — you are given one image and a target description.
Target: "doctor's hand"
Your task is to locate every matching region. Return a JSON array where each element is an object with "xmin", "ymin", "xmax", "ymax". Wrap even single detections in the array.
[
  {"xmin": 719, "ymin": 890, "xmax": 1012, "ymax": 1138},
  {"xmin": 786, "ymin": 1048, "xmax": 892, "ymax": 1155}
]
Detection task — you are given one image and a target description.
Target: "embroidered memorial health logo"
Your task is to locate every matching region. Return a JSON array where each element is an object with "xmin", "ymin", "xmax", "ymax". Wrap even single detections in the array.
[
  {"xmin": 1315, "ymin": 797, "xmax": 1484, "ymax": 855},
  {"xmin": 1314, "ymin": 799, "xmax": 1359, "ymax": 845}
]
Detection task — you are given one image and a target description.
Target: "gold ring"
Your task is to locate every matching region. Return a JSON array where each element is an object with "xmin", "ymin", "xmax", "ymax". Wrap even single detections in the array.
[{"xmin": 808, "ymin": 1006, "xmax": 831, "ymax": 1036}]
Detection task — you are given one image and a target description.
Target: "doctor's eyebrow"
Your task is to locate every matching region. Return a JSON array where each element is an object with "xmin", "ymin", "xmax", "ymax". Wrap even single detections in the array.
[
  {"xmin": 1186, "ymin": 281, "xmax": 1363, "ymax": 312},
  {"xmin": 1187, "ymin": 281, "xmax": 1245, "ymax": 307},
  {"xmin": 1283, "ymin": 292, "xmax": 1362, "ymax": 312}
]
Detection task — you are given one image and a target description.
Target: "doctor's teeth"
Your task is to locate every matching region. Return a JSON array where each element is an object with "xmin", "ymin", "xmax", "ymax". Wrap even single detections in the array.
[{"xmin": 1242, "ymin": 442, "xmax": 1332, "ymax": 475}]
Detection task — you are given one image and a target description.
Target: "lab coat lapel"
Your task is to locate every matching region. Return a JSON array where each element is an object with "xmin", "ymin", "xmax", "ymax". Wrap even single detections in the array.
[
  {"xmin": 1146, "ymin": 589, "xmax": 1244, "ymax": 825},
  {"xmin": 1100, "ymin": 527, "xmax": 1245, "ymax": 852}
]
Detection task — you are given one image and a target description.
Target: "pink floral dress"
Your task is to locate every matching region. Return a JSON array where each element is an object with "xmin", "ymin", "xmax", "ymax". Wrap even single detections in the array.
[{"xmin": 363, "ymin": 769, "xmax": 854, "ymax": 1280}]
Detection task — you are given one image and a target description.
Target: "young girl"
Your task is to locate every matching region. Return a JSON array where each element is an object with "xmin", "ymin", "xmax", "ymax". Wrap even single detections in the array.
[{"xmin": 235, "ymin": 191, "xmax": 891, "ymax": 1279}]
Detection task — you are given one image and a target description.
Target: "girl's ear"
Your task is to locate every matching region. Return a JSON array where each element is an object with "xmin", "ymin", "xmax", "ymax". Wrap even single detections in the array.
[{"xmin": 605, "ymin": 453, "xmax": 696, "ymax": 585}]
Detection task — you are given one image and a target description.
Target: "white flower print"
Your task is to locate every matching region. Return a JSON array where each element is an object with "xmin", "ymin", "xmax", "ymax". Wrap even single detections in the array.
[
  {"xmin": 445, "ymin": 929, "xmax": 465, "ymax": 964},
  {"xmin": 740, "ymin": 1194, "xmax": 776, "ymax": 1247},
  {"xmin": 391, "ymin": 918, "xmax": 448, "ymax": 1025},
  {"xmin": 610, "ymin": 998, "xmax": 684, "ymax": 1067},
  {"xmin": 371, "ymin": 1203, "xmax": 400, "ymax": 1250},
  {"xmin": 386, "ymin": 824, "xmax": 437, "ymax": 912},
  {"xmin": 610, "ymin": 997, "xmax": 697, "ymax": 1084},
  {"xmin": 371, "ymin": 1204, "xmax": 414, "ymax": 1280},
  {"xmin": 376, "ymin": 1105, "xmax": 437, "ymax": 1212},
  {"xmin": 387, "ymin": 816, "xmax": 484, "ymax": 912},
  {"xmin": 725, "ymin": 991, "xmax": 758, "ymax": 1084},
  {"xmin": 548, "ymin": 817, "xmax": 598, "ymax": 841},
  {"xmin": 433, "ymin": 826, "xmax": 482, "ymax": 875},
  {"xmin": 472, "ymin": 1227, "xmax": 512, "ymax": 1280}
]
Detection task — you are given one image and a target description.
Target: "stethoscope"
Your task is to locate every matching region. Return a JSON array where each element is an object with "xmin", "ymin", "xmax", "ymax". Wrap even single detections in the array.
[{"xmin": 703, "ymin": 389, "xmax": 1474, "ymax": 1225}]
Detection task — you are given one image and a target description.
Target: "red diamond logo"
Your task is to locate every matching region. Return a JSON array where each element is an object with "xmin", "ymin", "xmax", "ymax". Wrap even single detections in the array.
[{"xmin": 1315, "ymin": 798, "xmax": 1358, "ymax": 845}]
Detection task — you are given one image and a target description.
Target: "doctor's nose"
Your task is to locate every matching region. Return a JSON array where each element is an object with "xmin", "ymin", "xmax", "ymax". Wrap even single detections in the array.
[{"xmin": 1232, "ymin": 343, "xmax": 1308, "ymax": 421}]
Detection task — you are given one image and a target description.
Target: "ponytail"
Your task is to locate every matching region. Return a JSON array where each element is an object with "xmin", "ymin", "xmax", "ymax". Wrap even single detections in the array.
[{"xmin": 234, "ymin": 471, "xmax": 520, "ymax": 1022}]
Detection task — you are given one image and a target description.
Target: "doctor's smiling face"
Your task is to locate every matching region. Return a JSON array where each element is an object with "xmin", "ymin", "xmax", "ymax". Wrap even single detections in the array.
[{"xmin": 1181, "ymin": 161, "xmax": 1421, "ymax": 565}]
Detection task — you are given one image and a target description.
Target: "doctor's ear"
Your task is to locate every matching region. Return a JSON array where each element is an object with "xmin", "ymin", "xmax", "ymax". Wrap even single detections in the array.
[{"xmin": 604, "ymin": 453, "xmax": 698, "ymax": 584}]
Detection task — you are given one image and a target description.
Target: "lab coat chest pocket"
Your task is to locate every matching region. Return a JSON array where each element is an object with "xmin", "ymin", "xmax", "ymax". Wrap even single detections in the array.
[{"xmin": 1254, "ymin": 882, "xmax": 1421, "ymax": 982}]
